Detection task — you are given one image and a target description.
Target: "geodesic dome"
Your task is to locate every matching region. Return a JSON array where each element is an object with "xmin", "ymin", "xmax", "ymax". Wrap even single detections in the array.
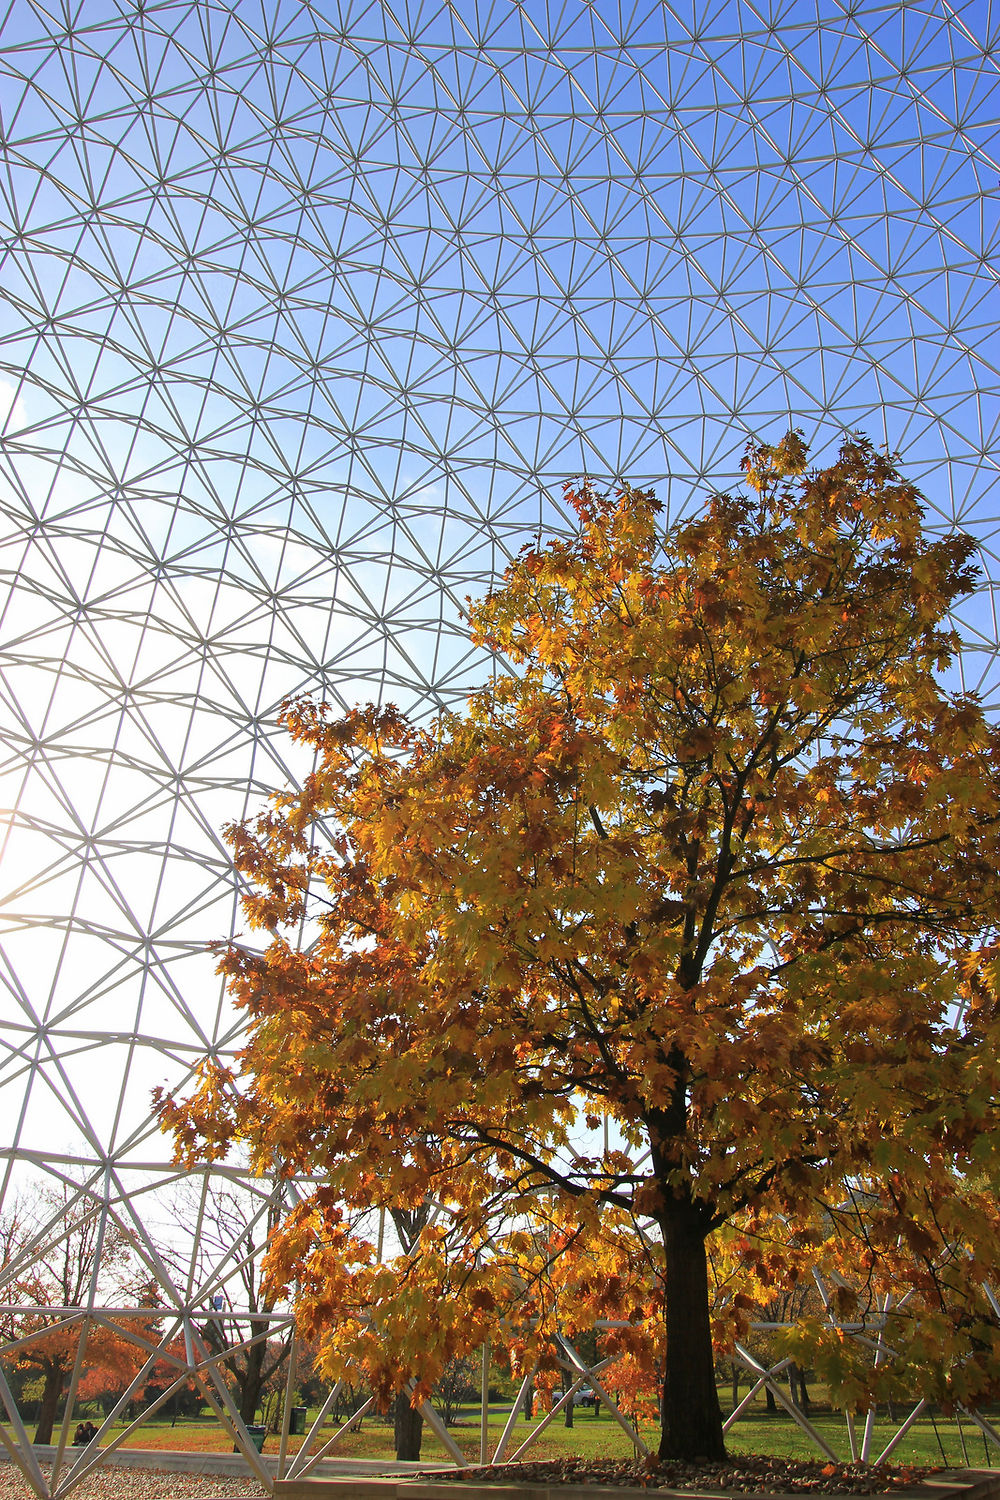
[{"xmin": 0, "ymin": 0, "xmax": 998, "ymax": 1485}]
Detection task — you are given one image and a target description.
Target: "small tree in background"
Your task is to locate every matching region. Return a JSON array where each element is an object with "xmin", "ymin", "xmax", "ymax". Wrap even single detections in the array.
[
  {"xmin": 163, "ymin": 434, "xmax": 1000, "ymax": 1462},
  {"xmin": 433, "ymin": 1355, "xmax": 479, "ymax": 1428}
]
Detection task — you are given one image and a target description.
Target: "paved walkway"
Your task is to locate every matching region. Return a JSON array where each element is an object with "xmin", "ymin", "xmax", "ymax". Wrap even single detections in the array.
[{"xmin": 5, "ymin": 1447, "xmax": 443, "ymax": 1479}]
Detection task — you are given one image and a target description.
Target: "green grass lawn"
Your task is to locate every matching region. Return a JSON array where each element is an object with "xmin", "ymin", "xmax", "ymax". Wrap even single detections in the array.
[
  {"xmin": 10, "ymin": 1395, "xmax": 998, "ymax": 1470},
  {"xmin": 725, "ymin": 1411, "xmax": 996, "ymax": 1471}
]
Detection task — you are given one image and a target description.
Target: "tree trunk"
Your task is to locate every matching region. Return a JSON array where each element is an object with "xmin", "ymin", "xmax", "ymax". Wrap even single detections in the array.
[
  {"xmin": 796, "ymin": 1365, "xmax": 811, "ymax": 1410},
  {"xmin": 788, "ymin": 1361, "xmax": 809, "ymax": 1410},
  {"xmin": 657, "ymin": 1199, "xmax": 726, "ymax": 1461},
  {"xmin": 33, "ymin": 1362, "xmax": 66, "ymax": 1445},
  {"xmin": 564, "ymin": 1388, "xmax": 574, "ymax": 1427},
  {"xmin": 393, "ymin": 1392, "xmax": 423, "ymax": 1460},
  {"xmin": 239, "ymin": 1342, "xmax": 267, "ymax": 1425}
]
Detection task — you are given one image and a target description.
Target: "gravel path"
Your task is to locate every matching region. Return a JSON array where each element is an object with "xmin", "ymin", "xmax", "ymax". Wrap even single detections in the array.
[{"xmin": 0, "ymin": 1466, "xmax": 267, "ymax": 1500}]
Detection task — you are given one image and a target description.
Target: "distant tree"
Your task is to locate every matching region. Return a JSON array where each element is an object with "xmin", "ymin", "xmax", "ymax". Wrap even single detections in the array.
[
  {"xmin": 0, "ymin": 1183, "xmax": 140, "ymax": 1442},
  {"xmin": 77, "ymin": 1355, "xmax": 134, "ymax": 1416},
  {"xmin": 163, "ymin": 434, "xmax": 1000, "ymax": 1461},
  {"xmin": 140, "ymin": 1330, "xmax": 197, "ymax": 1418},
  {"xmin": 433, "ymin": 1355, "xmax": 478, "ymax": 1427},
  {"xmin": 154, "ymin": 1178, "xmax": 292, "ymax": 1426}
]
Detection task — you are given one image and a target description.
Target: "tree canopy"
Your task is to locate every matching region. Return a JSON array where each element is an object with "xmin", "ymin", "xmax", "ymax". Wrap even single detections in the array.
[{"xmin": 162, "ymin": 434, "xmax": 1000, "ymax": 1461}]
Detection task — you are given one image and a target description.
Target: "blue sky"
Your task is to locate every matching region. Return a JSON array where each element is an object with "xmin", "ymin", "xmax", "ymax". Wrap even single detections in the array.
[{"xmin": 0, "ymin": 0, "xmax": 997, "ymax": 1161}]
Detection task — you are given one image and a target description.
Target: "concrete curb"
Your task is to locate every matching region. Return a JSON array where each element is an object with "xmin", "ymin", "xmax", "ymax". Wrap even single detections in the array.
[{"xmin": 272, "ymin": 1470, "xmax": 1000, "ymax": 1500}]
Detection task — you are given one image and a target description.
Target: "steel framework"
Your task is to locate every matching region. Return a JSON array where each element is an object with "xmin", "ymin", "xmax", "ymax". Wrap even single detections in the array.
[{"xmin": 0, "ymin": 0, "xmax": 998, "ymax": 1491}]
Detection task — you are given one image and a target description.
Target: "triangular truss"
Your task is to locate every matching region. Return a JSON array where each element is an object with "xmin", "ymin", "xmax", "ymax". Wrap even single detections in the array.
[{"xmin": 0, "ymin": 1, "xmax": 998, "ymax": 1492}]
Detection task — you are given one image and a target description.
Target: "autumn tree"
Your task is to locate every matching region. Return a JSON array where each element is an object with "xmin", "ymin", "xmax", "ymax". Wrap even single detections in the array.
[
  {"xmin": 77, "ymin": 1330, "xmax": 153, "ymax": 1417},
  {"xmin": 0, "ymin": 1183, "xmax": 141, "ymax": 1443},
  {"xmin": 162, "ymin": 435, "xmax": 1000, "ymax": 1462}
]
